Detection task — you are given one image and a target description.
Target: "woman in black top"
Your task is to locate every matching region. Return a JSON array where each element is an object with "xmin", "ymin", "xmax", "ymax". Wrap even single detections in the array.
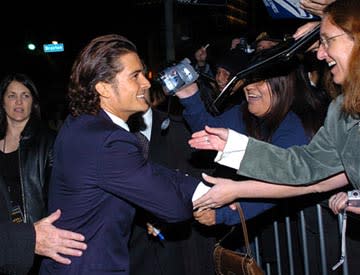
[
  {"xmin": 0, "ymin": 73, "xmax": 56, "ymax": 274},
  {"xmin": 0, "ymin": 73, "xmax": 56, "ymax": 224}
]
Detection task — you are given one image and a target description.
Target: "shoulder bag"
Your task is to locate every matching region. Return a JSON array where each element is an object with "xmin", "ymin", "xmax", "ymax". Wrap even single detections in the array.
[{"xmin": 213, "ymin": 202, "xmax": 264, "ymax": 275}]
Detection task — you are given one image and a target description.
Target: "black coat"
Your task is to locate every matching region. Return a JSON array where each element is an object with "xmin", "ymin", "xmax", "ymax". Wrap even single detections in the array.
[
  {"xmin": 0, "ymin": 179, "xmax": 36, "ymax": 275},
  {"xmin": 0, "ymin": 118, "xmax": 55, "ymax": 274},
  {"xmin": 0, "ymin": 118, "xmax": 56, "ymax": 224},
  {"xmin": 129, "ymin": 109, "xmax": 216, "ymax": 275}
]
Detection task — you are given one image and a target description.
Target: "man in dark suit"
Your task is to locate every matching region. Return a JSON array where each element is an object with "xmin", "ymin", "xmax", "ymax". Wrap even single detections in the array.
[
  {"xmin": 128, "ymin": 107, "xmax": 216, "ymax": 275},
  {"xmin": 40, "ymin": 34, "xmax": 206, "ymax": 275},
  {"xmin": 0, "ymin": 180, "xmax": 87, "ymax": 274}
]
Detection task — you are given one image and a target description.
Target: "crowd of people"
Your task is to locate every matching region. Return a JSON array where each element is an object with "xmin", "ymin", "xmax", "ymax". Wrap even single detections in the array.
[{"xmin": 3, "ymin": 0, "xmax": 360, "ymax": 274}]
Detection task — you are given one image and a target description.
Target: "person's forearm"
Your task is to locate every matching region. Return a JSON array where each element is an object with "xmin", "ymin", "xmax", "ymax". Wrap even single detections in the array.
[
  {"xmin": 234, "ymin": 181, "xmax": 314, "ymax": 198},
  {"xmin": 311, "ymin": 172, "xmax": 348, "ymax": 193},
  {"xmin": 235, "ymin": 173, "xmax": 348, "ymax": 199}
]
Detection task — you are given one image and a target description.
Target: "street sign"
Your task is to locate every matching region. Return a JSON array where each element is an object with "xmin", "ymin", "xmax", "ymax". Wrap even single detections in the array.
[{"xmin": 43, "ymin": 43, "xmax": 64, "ymax": 53}]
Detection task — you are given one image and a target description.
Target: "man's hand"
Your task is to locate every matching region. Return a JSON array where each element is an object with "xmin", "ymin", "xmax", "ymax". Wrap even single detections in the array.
[
  {"xmin": 34, "ymin": 209, "xmax": 87, "ymax": 264},
  {"xmin": 194, "ymin": 208, "xmax": 216, "ymax": 226},
  {"xmin": 300, "ymin": 0, "xmax": 336, "ymax": 17}
]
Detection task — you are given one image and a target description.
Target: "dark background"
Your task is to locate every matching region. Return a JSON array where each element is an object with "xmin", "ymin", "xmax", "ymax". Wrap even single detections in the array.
[{"xmin": 0, "ymin": 0, "xmax": 309, "ymax": 119}]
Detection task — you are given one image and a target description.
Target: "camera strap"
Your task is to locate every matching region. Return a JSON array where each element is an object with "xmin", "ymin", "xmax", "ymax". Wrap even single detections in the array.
[{"xmin": 332, "ymin": 209, "xmax": 347, "ymax": 271}]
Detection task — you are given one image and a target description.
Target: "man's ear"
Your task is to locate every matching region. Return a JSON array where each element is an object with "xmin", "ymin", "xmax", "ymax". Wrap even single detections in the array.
[{"xmin": 95, "ymin": 82, "xmax": 111, "ymax": 98}]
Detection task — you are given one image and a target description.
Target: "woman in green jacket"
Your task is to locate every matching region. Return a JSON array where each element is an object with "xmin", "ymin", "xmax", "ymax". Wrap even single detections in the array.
[{"xmin": 189, "ymin": 0, "xmax": 360, "ymax": 216}]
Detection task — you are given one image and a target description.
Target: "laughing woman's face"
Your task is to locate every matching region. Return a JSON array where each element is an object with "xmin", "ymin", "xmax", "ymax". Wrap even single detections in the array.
[
  {"xmin": 244, "ymin": 80, "xmax": 271, "ymax": 117},
  {"xmin": 317, "ymin": 15, "xmax": 354, "ymax": 85}
]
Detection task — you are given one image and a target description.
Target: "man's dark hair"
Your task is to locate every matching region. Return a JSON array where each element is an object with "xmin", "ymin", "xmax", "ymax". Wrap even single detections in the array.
[{"xmin": 68, "ymin": 34, "xmax": 137, "ymax": 117}]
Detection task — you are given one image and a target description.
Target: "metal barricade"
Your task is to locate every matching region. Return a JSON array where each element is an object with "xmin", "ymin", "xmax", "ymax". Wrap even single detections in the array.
[{"xmin": 251, "ymin": 203, "xmax": 350, "ymax": 275}]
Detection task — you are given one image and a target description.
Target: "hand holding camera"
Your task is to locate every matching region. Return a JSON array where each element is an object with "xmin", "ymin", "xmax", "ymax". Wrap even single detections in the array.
[
  {"xmin": 329, "ymin": 190, "xmax": 360, "ymax": 216},
  {"xmin": 158, "ymin": 58, "xmax": 199, "ymax": 96}
]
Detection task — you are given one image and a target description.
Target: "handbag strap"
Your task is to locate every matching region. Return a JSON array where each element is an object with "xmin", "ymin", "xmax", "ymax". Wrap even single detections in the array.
[
  {"xmin": 235, "ymin": 202, "xmax": 252, "ymax": 256},
  {"xmin": 216, "ymin": 202, "xmax": 253, "ymax": 256}
]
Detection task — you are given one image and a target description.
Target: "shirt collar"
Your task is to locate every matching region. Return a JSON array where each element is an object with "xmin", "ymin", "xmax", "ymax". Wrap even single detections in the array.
[
  {"xmin": 141, "ymin": 108, "xmax": 152, "ymax": 141},
  {"xmin": 103, "ymin": 110, "xmax": 129, "ymax": 132}
]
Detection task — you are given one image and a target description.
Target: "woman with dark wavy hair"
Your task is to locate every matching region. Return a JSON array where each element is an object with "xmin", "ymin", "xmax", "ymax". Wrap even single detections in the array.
[
  {"xmin": 242, "ymin": 71, "xmax": 302, "ymax": 143},
  {"xmin": 173, "ymin": 59, "xmax": 315, "ymax": 221},
  {"xmin": 0, "ymin": 73, "xmax": 56, "ymax": 273},
  {"xmin": 0, "ymin": 73, "xmax": 55, "ymax": 224},
  {"xmin": 0, "ymin": 73, "xmax": 41, "ymax": 137},
  {"xmin": 173, "ymin": 61, "xmax": 318, "ymax": 274}
]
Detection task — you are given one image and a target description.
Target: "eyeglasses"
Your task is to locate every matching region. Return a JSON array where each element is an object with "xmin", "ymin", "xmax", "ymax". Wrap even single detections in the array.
[{"xmin": 319, "ymin": 33, "xmax": 346, "ymax": 49}]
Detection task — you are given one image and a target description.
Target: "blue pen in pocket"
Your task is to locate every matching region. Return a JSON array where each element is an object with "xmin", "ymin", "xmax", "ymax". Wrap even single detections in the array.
[{"xmin": 146, "ymin": 222, "xmax": 165, "ymax": 241}]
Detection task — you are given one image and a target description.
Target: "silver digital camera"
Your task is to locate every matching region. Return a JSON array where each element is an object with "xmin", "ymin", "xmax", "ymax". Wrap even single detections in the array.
[
  {"xmin": 347, "ymin": 190, "xmax": 360, "ymax": 207},
  {"xmin": 158, "ymin": 58, "xmax": 199, "ymax": 96}
]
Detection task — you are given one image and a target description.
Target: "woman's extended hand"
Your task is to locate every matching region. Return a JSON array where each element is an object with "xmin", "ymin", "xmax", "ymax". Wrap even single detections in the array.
[
  {"xmin": 193, "ymin": 173, "xmax": 239, "ymax": 210},
  {"xmin": 188, "ymin": 126, "xmax": 229, "ymax": 152}
]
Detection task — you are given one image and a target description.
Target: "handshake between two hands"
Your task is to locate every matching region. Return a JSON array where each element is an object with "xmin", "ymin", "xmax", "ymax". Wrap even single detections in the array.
[
  {"xmin": 192, "ymin": 173, "xmax": 239, "ymax": 226},
  {"xmin": 189, "ymin": 126, "xmax": 237, "ymax": 211}
]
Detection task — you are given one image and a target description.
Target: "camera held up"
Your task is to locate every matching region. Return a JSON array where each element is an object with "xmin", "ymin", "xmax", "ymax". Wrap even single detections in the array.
[
  {"xmin": 157, "ymin": 24, "xmax": 320, "ymax": 115},
  {"xmin": 347, "ymin": 190, "xmax": 360, "ymax": 207},
  {"xmin": 158, "ymin": 58, "xmax": 199, "ymax": 96}
]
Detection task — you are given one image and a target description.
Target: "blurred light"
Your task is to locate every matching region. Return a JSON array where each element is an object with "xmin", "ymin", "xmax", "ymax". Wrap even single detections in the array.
[
  {"xmin": 27, "ymin": 43, "xmax": 36, "ymax": 51},
  {"xmin": 181, "ymin": 36, "xmax": 190, "ymax": 41},
  {"xmin": 51, "ymin": 41, "xmax": 59, "ymax": 44},
  {"xmin": 147, "ymin": 70, "xmax": 153, "ymax": 80}
]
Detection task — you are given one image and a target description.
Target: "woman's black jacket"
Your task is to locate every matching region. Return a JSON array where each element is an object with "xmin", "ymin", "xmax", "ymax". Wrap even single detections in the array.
[{"xmin": 1, "ymin": 118, "xmax": 56, "ymax": 223}]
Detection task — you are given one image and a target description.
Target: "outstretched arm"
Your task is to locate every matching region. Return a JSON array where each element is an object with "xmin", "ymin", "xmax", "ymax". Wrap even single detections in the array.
[{"xmin": 193, "ymin": 172, "xmax": 348, "ymax": 210}]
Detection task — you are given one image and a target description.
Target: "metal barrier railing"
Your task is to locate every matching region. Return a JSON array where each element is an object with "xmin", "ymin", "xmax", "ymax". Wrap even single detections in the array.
[{"xmin": 251, "ymin": 203, "xmax": 350, "ymax": 275}]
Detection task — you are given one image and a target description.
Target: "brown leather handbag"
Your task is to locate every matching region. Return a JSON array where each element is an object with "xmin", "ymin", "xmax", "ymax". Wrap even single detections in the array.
[{"xmin": 213, "ymin": 203, "xmax": 264, "ymax": 275}]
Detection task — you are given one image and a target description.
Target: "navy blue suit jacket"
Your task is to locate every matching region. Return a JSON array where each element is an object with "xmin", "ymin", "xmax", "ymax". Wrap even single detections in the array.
[{"xmin": 40, "ymin": 110, "xmax": 198, "ymax": 274}]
